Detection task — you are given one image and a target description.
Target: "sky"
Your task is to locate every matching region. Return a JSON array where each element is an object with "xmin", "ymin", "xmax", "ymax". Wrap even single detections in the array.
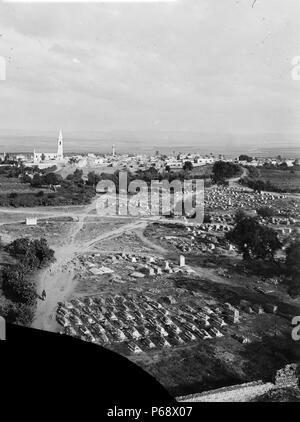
[{"xmin": 0, "ymin": 0, "xmax": 299, "ymax": 153}]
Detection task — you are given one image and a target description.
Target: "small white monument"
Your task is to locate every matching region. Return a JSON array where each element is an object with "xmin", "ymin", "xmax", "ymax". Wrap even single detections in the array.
[
  {"xmin": 26, "ymin": 217, "xmax": 37, "ymax": 226},
  {"xmin": 179, "ymin": 255, "xmax": 185, "ymax": 267}
]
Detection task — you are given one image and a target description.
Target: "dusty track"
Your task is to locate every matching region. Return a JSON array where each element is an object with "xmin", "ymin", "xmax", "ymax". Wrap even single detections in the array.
[{"xmin": 31, "ymin": 197, "xmax": 160, "ymax": 331}]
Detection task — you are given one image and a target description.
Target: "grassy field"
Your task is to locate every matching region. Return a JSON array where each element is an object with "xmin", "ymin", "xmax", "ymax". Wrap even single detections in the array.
[
  {"xmin": 0, "ymin": 176, "xmax": 51, "ymax": 193},
  {"xmin": 190, "ymin": 164, "xmax": 213, "ymax": 178},
  {"xmin": 0, "ymin": 217, "xmax": 74, "ymax": 246},
  {"xmin": 258, "ymin": 168, "xmax": 300, "ymax": 191}
]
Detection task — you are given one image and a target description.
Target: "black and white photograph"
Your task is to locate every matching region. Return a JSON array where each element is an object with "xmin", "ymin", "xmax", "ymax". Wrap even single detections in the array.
[{"xmin": 0, "ymin": 0, "xmax": 300, "ymax": 411}]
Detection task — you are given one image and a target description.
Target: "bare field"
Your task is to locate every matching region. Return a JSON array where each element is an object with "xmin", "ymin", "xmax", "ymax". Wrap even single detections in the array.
[
  {"xmin": 0, "ymin": 216, "xmax": 74, "ymax": 246},
  {"xmin": 74, "ymin": 216, "xmax": 136, "ymax": 244},
  {"xmin": 90, "ymin": 230, "xmax": 154, "ymax": 254}
]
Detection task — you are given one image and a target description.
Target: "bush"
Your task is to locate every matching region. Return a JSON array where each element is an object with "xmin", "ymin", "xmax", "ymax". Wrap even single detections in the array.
[
  {"xmin": 257, "ymin": 207, "xmax": 275, "ymax": 218},
  {"xmin": 212, "ymin": 161, "xmax": 241, "ymax": 183},
  {"xmin": 9, "ymin": 192, "xmax": 18, "ymax": 199},
  {"xmin": 183, "ymin": 161, "xmax": 193, "ymax": 171},
  {"xmin": 0, "ymin": 301, "xmax": 35, "ymax": 326},
  {"xmin": 226, "ymin": 215, "xmax": 281, "ymax": 261},
  {"xmin": 286, "ymin": 240, "xmax": 300, "ymax": 298},
  {"xmin": 5, "ymin": 237, "xmax": 54, "ymax": 268},
  {"xmin": 2, "ymin": 265, "xmax": 37, "ymax": 305}
]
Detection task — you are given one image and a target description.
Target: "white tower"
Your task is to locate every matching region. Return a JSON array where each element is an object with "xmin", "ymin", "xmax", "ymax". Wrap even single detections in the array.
[
  {"xmin": 57, "ymin": 129, "xmax": 63, "ymax": 160},
  {"xmin": 112, "ymin": 144, "xmax": 116, "ymax": 157}
]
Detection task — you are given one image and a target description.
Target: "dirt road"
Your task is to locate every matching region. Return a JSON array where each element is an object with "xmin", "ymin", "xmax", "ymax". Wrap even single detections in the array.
[
  {"xmin": 31, "ymin": 197, "xmax": 160, "ymax": 331},
  {"xmin": 32, "ymin": 197, "xmax": 98, "ymax": 331}
]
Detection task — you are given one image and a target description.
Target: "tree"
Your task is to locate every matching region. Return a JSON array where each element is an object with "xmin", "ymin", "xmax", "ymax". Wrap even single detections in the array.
[
  {"xmin": 5, "ymin": 238, "xmax": 33, "ymax": 260},
  {"xmin": 2, "ymin": 264, "xmax": 37, "ymax": 305},
  {"xmin": 22, "ymin": 173, "xmax": 32, "ymax": 184},
  {"xmin": 32, "ymin": 238, "xmax": 55, "ymax": 266},
  {"xmin": 87, "ymin": 171, "xmax": 101, "ymax": 187},
  {"xmin": 285, "ymin": 240, "xmax": 300, "ymax": 298},
  {"xmin": 31, "ymin": 173, "xmax": 43, "ymax": 188},
  {"xmin": 43, "ymin": 172, "xmax": 62, "ymax": 186},
  {"xmin": 226, "ymin": 215, "xmax": 281, "ymax": 261},
  {"xmin": 9, "ymin": 192, "xmax": 18, "ymax": 199},
  {"xmin": 0, "ymin": 302, "xmax": 35, "ymax": 326},
  {"xmin": 5, "ymin": 237, "xmax": 54, "ymax": 269},
  {"xmin": 279, "ymin": 162, "xmax": 288, "ymax": 170},
  {"xmin": 239, "ymin": 155, "xmax": 252, "ymax": 162},
  {"xmin": 136, "ymin": 167, "xmax": 159, "ymax": 184},
  {"xmin": 69, "ymin": 157, "xmax": 79, "ymax": 164},
  {"xmin": 257, "ymin": 207, "xmax": 275, "ymax": 218},
  {"xmin": 183, "ymin": 161, "xmax": 193, "ymax": 171},
  {"xmin": 67, "ymin": 169, "xmax": 84, "ymax": 185},
  {"xmin": 250, "ymin": 179, "xmax": 266, "ymax": 193},
  {"xmin": 212, "ymin": 161, "xmax": 241, "ymax": 183}
]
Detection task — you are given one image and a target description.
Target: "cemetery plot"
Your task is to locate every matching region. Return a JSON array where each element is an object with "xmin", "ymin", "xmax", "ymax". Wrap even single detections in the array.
[
  {"xmin": 145, "ymin": 222, "xmax": 236, "ymax": 256},
  {"xmin": 56, "ymin": 294, "xmax": 243, "ymax": 354},
  {"xmin": 56, "ymin": 292, "xmax": 282, "ymax": 357},
  {"xmin": 204, "ymin": 186, "xmax": 297, "ymax": 213},
  {"xmin": 81, "ymin": 251, "xmax": 193, "ymax": 278}
]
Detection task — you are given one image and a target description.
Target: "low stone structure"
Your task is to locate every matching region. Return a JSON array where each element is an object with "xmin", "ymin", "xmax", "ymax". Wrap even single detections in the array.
[
  {"xmin": 275, "ymin": 364, "xmax": 299, "ymax": 389},
  {"xmin": 177, "ymin": 364, "xmax": 299, "ymax": 402}
]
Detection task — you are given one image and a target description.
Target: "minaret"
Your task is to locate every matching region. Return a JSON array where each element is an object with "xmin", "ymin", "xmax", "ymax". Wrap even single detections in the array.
[
  {"xmin": 57, "ymin": 129, "xmax": 63, "ymax": 159},
  {"xmin": 112, "ymin": 144, "xmax": 116, "ymax": 157}
]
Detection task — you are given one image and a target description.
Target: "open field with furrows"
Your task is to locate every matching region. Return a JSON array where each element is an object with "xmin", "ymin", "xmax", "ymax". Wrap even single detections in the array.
[
  {"xmin": 0, "ymin": 216, "xmax": 74, "ymax": 246},
  {"xmin": 258, "ymin": 168, "xmax": 300, "ymax": 191}
]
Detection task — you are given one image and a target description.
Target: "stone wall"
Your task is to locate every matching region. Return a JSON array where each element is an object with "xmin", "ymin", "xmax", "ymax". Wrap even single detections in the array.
[
  {"xmin": 275, "ymin": 364, "xmax": 299, "ymax": 389},
  {"xmin": 177, "ymin": 363, "xmax": 300, "ymax": 402}
]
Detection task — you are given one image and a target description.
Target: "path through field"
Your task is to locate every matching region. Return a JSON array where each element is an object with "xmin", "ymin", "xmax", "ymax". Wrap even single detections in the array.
[{"xmin": 31, "ymin": 197, "xmax": 160, "ymax": 331}]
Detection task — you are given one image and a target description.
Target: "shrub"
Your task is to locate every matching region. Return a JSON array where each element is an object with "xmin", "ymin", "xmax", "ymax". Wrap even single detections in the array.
[
  {"xmin": 2, "ymin": 265, "xmax": 37, "ymax": 305},
  {"xmin": 257, "ymin": 207, "xmax": 275, "ymax": 218},
  {"xmin": 0, "ymin": 301, "xmax": 35, "ymax": 326}
]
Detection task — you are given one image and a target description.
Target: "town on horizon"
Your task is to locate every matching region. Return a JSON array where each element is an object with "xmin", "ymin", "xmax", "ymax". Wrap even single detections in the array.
[{"xmin": 1, "ymin": 130, "xmax": 299, "ymax": 170}]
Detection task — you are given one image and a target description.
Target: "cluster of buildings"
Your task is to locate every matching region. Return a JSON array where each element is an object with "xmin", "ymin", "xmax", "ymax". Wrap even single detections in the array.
[{"xmin": 2, "ymin": 130, "xmax": 298, "ymax": 172}]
